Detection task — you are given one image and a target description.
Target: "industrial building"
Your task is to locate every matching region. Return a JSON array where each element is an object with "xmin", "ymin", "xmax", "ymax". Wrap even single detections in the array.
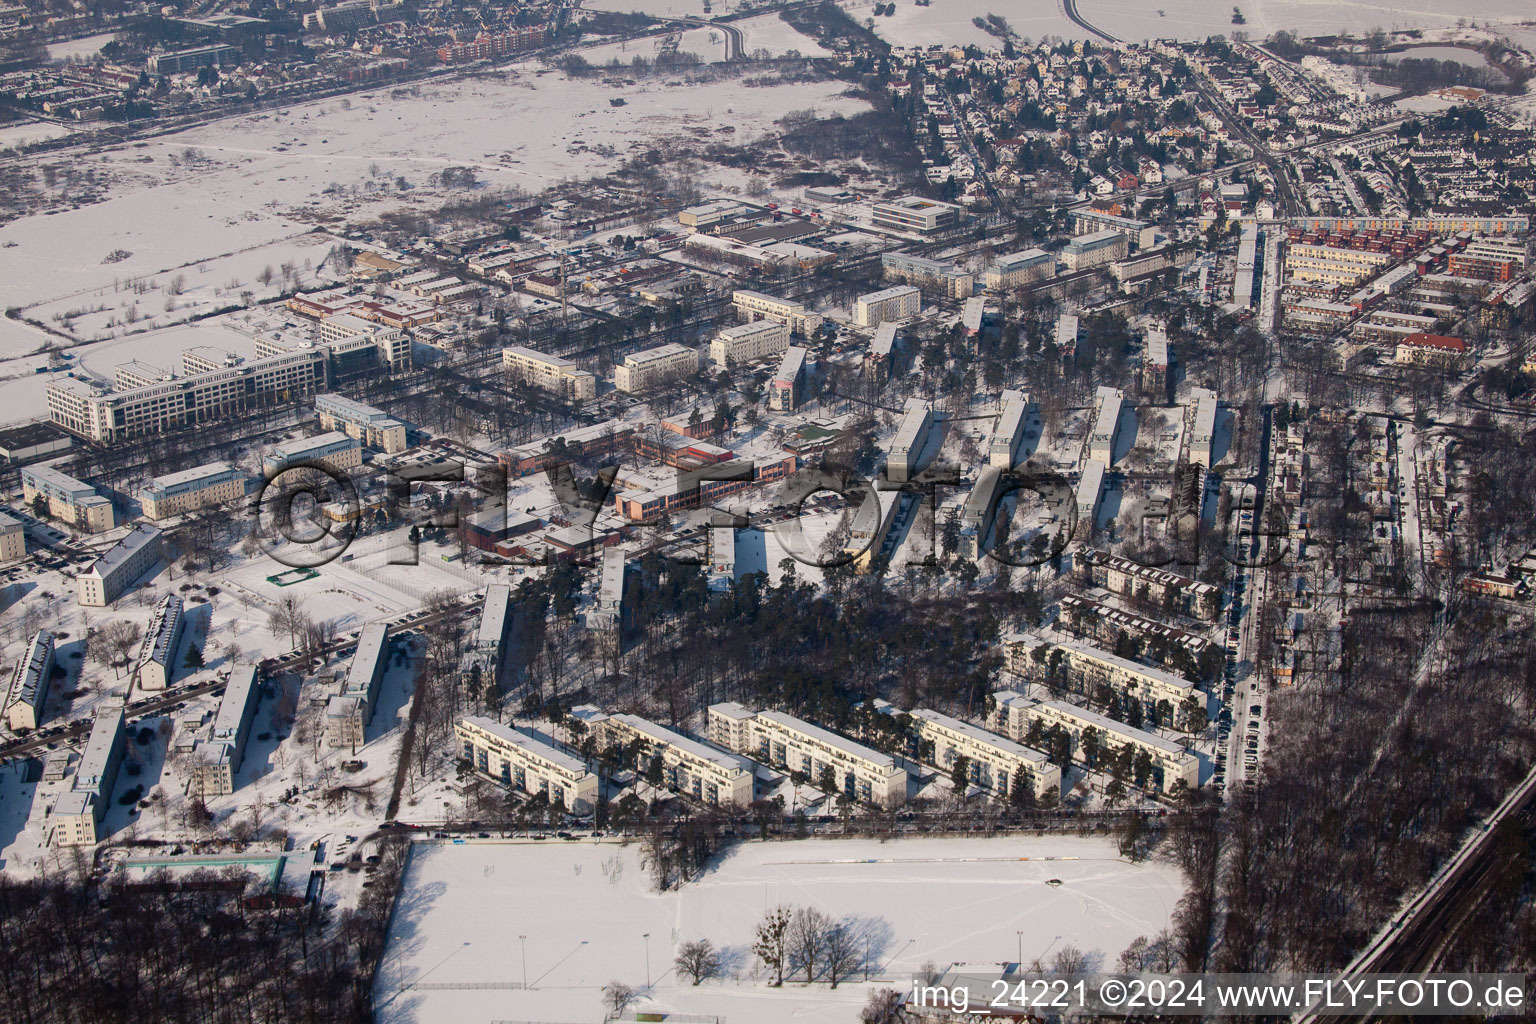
[
  {"xmin": 21, "ymin": 463, "xmax": 116, "ymax": 533},
  {"xmin": 5, "ymin": 630, "xmax": 55, "ymax": 730},
  {"xmin": 770, "ymin": 346, "xmax": 809, "ymax": 412},
  {"xmin": 191, "ymin": 664, "xmax": 263, "ymax": 797},
  {"xmin": 886, "ymin": 398, "xmax": 933, "ymax": 483},
  {"xmin": 581, "ymin": 707, "xmax": 754, "ymax": 806},
  {"xmin": 456, "ymin": 716, "xmax": 600, "ymax": 813},
  {"xmin": 1089, "ymin": 386, "xmax": 1124, "ymax": 463},
  {"xmin": 140, "ymin": 462, "xmax": 247, "ymax": 521},
  {"xmin": 708, "ymin": 703, "xmax": 907, "ymax": 807},
  {"xmin": 1077, "ymin": 549, "xmax": 1222, "ymax": 621},
  {"xmin": 52, "ymin": 704, "xmax": 125, "ymax": 847},
  {"xmin": 991, "ymin": 691, "xmax": 1199, "ymax": 794},
  {"xmin": 1003, "ymin": 633, "xmax": 1200, "ymax": 727},
  {"xmin": 1061, "ymin": 230, "xmax": 1129, "ymax": 271},
  {"xmin": 984, "ymin": 248, "xmax": 1056, "ymax": 290},
  {"xmin": 262, "ymin": 432, "xmax": 363, "ymax": 478},
  {"xmin": 881, "ymin": 252, "xmax": 974, "ymax": 299},
  {"xmin": 77, "ymin": 526, "xmax": 163, "ymax": 607},
  {"xmin": 315, "ymin": 393, "xmax": 409, "ymax": 453},
  {"xmin": 134, "ymin": 595, "xmax": 185, "ymax": 691},
  {"xmin": 871, "ymin": 195, "xmax": 961, "ymax": 234},
  {"xmin": 853, "ymin": 285, "xmax": 921, "ymax": 327},
  {"xmin": 501, "ymin": 345, "xmax": 598, "ymax": 400},
  {"xmin": 326, "ymin": 623, "xmax": 389, "ymax": 749},
  {"xmin": 988, "ymin": 389, "xmax": 1033, "ymax": 468},
  {"xmin": 709, "ymin": 320, "xmax": 790, "ymax": 369},
  {"xmin": 614, "ymin": 344, "xmax": 699, "ymax": 393}
]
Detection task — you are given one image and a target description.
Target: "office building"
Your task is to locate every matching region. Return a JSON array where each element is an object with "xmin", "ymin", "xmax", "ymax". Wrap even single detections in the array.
[
  {"xmin": 5, "ymin": 630, "xmax": 55, "ymax": 730},
  {"xmin": 190, "ymin": 664, "xmax": 262, "ymax": 797},
  {"xmin": 315, "ymin": 393, "xmax": 409, "ymax": 453},
  {"xmin": 325, "ymin": 623, "xmax": 389, "ymax": 748},
  {"xmin": 854, "ymin": 285, "xmax": 921, "ymax": 327},
  {"xmin": 709, "ymin": 320, "xmax": 790, "ymax": 369},
  {"xmin": 581, "ymin": 707, "xmax": 753, "ymax": 806},
  {"xmin": 1089, "ymin": 386, "xmax": 1124, "ymax": 463},
  {"xmin": 1003, "ymin": 633, "xmax": 1200, "ymax": 726},
  {"xmin": 708, "ymin": 702, "xmax": 907, "ymax": 807},
  {"xmin": 1061, "ymin": 230, "xmax": 1128, "ymax": 271},
  {"xmin": 46, "ymin": 349, "xmax": 326, "ymax": 443},
  {"xmin": 732, "ymin": 290, "xmax": 820, "ymax": 335},
  {"xmin": 770, "ymin": 346, "xmax": 809, "ymax": 412},
  {"xmin": 984, "ymin": 248, "xmax": 1056, "ymax": 290},
  {"xmin": 52, "ymin": 704, "xmax": 125, "ymax": 846},
  {"xmin": 881, "ymin": 252, "xmax": 974, "ymax": 299},
  {"xmin": 614, "ymin": 344, "xmax": 699, "ymax": 393},
  {"xmin": 992, "ymin": 691, "xmax": 1198, "ymax": 793},
  {"xmin": 1188, "ymin": 387, "xmax": 1219, "ymax": 467},
  {"xmin": 456, "ymin": 716, "xmax": 599, "ymax": 812},
  {"xmin": 501, "ymin": 345, "xmax": 598, "ymax": 400},
  {"xmin": 0, "ymin": 511, "xmax": 25, "ymax": 564},
  {"xmin": 77, "ymin": 526, "xmax": 162, "ymax": 607},
  {"xmin": 262, "ymin": 432, "xmax": 363, "ymax": 478},
  {"xmin": 988, "ymin": 389, "xmax": 1033, "ymax": 468},
  {"xmin": 460, "ymin": 584, "xmax": 511, "ymax": 693},
  {"xmin": 140, "ymin": 461, "xmax": 246, "ymax": 520},
  {"xmin": 1077, "ymin": 549, "xmax": 1222, "ymax": 621},
  {"xmin": 134, "ymin": 595, "xmax": 185, "ymax": 691},
  {"xmin": 906, "ymin": 705, "xmax": 1059, "ymax": 801},
  {"xmin": 871, "ymin": 195, "xmax": 961, "ymax": 234},
  {"xmin": 21, "ymin": 464, "xmax": 115, "ymax": 533},
  {"xmin": 887, "ymin": 398, "xmax": 933, "ymax": 483}
]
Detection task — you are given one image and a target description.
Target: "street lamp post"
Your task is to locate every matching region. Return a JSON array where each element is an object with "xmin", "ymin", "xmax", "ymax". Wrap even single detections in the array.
[
  {"xmin": 1016, "ymin": 930, "xmax": 1024, "ymax": 970},
  {"xmin": 643, "ymin": 932, "xmax": 651, "ymax": 990},
  {"xmin": 519, "ymin": 934, "xmax": 527, "ymax": 989}
]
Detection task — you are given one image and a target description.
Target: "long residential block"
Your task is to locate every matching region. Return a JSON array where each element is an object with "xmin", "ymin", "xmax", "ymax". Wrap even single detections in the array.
[
  {"xmin": 456, "ymin": 716, "xmax": 599, "ymax": 813},
  {"xmin": 992, "ymin": 691, "xmax": 1198, "ymax": 794},
  {"xmin": 708, "ymin": 702, "xmax": 907, "ymax": 807},
  {"xmin": 191, "ymin": 664, "xmax": 262, "ymax": 798},
  {"xmin": 77, "ymin": 525, "xmax": 162, "ymax": 607},
  {"xmin": 5, "ymin": 629, "xmax": 55, "ymax": 730},
  {"xmin": 134, "ymin": 594, "xmax": 185, "ymax": 691},
  {"xmin": 581, "ymin": 707, "xmax": 754, "ymax": 807}
]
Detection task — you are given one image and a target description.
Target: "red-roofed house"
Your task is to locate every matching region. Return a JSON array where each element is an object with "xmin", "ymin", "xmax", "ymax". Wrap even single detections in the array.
[{"xmin": 1394, "ymin": 333, "xmax": 1469, "ymax": 370}]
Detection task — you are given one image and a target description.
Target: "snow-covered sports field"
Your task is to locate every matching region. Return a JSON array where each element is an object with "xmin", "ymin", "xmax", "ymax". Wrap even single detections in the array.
[{"xmin": 376, "ymin": 835, "xmax": 1182, "ymax": 1024}]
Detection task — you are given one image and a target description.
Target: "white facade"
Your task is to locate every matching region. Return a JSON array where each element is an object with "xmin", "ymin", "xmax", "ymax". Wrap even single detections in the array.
[
  {"xmin": 77, "ymin": 526, "xmax": 162, "ymax": 607},
  {"xmin": 908, "ymin": 706, "xmax": 1059, "ymax": 800},
  {"xmin": 988, "ymin": 389, "xmax": 1033, "ymax": 468},
  {"xmin": 134, "ymin": 594, "xmax": 185, "ymax": 691},
  {"xmin": 708, "ymin": 703, "xmax": 907, "ymax": 807},
  {"xmin": 584, "ymin": 707, "xmax": 754, "ymax": 807},
  {"xmin": 502, "ymin": 345, "xmax": 598, "ymax": 400},
  {"xmin": 456, "ymin": 716, "xmax": 600, "ymax": 813},
  {"xmin": 993, "ymin": 691, "xmax": 1199, "ymax": 794},
  {"xmin": 1089, "ymin": 386, "xmax": 1124, "ymax": 463},
  {"xmin": 708, "ymin": 320, "xmax": 790, "ymax": 369},
  {"xmin": 853, "ymin": 285, "xmax": 920, "ymax": 327},
  {"xmin": 887, "ymin": 398, "xmax": 932, "ymax": 483},
  {"xmin": 614, "ymin": 344, "xmax": 699, "ymax": 393}
]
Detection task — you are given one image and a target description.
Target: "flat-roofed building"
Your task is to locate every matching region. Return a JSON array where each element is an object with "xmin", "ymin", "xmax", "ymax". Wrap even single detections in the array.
[
  {"xmin": 190, "ymin": 664, "xmax": 262, "ymax": 797},
  {"xmin": 708, "ymin": 525, "xmax": 736, "ymax": 590},
  {"xmin": 709, "ymin": 320, "xmax": 790, "ymax": 369},
  {"xmin": 1061, "ymin": 230, "xmax": 1128, "ymax": 271},
  {"xmin": 0, "ymin": 422, "xmax": 72, "ymax": 464},
  {"xmin": 887, "ymin": 398, "xmax": 932, "ymax": 483},
  {"xmin": 731, "ymin": 290, "xmax": 820, "ymax": 335},
  {"xmin": 872, "ymin": 195, "xmax": 961, "ymax": 234},
  {"xmin": 501, "ymin": 345, "xmax": 598, "ymax": 400},
  {"xmin": 134, "ymin": 595, "xmax": 185, "ymax": 691},
  {"xmin": 53, "ymin": 704, "xmax": 125, "ymax": 846},
  {"xmin": 614, "ymin": 344, "xmax": 699, "ymax": 393},
  {"xmin": 992, "ymin": 691, "xmax": 1198, "ymax": 793},
  {"xmin": 456, "ymin": 716, "xmax": 599, "ymax": 813},
  {"xmin": 0, "ymin": 511, "xmax": 25, "ymax": 564},
  {"xmin": 262, "ymin": 431, "xmax": 363, "ymax": 478},
  {"xmin": 1055, "ymin": 313, "xmax": 1079, "ymax": 357},
  {"xmin": 907, "ymin": 705, "xmax": 1059, "ymax": 801},
  {"xmin": 1143, "ymin": 329, "xmax": 1169, "ymax": 396},
  {"xmin": 1003, "ymin": 633, "xmax": 1201, "ymax": 727},
  {"xmin": 867, "ymin": 322, "xmax": 898, "ymax": 382},
  {"xmin": 984, "ymin": 248, "xmax": 1056, "ymax": 290},
  {"xmin": 961, "ymin": 296, "xmax": 986, "ymax": 336},
  {"xmin": 854, "ymin": 285, "xmax": 920, "ymax": 327},
  {"xmin": 326, "ymin": 623, "xmax": 389, "ymax": 748},
  {"xmin": 315, "ymin": 393, "xmax": 408, "ymax": 453},
  {"xmin": 460, "ymin": 584, "xmax": 511, "ymax": 693},
  {"xmin": 1077, "ymin": 549, "xmax": 1221, "ymax": 621},
  {"xmin": 1283, "ymin": 243, "xmax": 1391, "ymax": 287},
  {"xmin": 1071, "ymin": 209, "xmax": 1160, "ymax": 249},
  {"xmin": 959, "ymin": 466, "xmax": 1003, "ymax": 560},
  {"xmin": 583, "ymin": 707, "xmax": 754, "ymax": 806},
  {"xmin": 1187, "ymin": 387, "xmax": 1219, "ymax": 467},
  {"xmin": 988, "ymin": 389, "xmax": 1033, "ymax": 468},
  {"xmin": 77, "ymin": 526, "xmax": 162, "ymax": 607},
  {"xmin": 881, "ymin": 252, "xmax": 974, "ymax": 299},
  {"xmin": 5, "ymin": 630, "xmax": 55, "ymax": 730},
  {"xmin": 21, "ymin": 463, "xmax": 115, "ymax": 533},
  {"xmin": 770, "ymin": 346, "xmax": 808, "ymax": 412},
  {"xmin": 708, "ymin": 703, "xmax": 907, "ymax": 807},
  {"xmin": 589, "ymin": 546, "xmax": 629, "ymax": 632},
  {"xmin": 1076, "ymin": 458, "xmax": 1106, "ymax": 526},
  {"xmin": 1089, "ymin": 386, "xmax": 1124, "ymax": 463},
  {"xmin": 140, "ymin": 461, "xmax": 246, "ymax": 520}
]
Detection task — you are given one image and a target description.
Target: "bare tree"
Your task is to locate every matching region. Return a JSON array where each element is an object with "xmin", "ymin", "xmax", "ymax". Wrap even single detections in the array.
[
  {"xmin": 674, "ymin": 938, "xmax": 720, "ymax": 986},
  {"xmin": 823, "ymin": 919, "xmax": 862, "ymax": 988},
  {"xmin": 789, "ymin": 906, "xmax": 831, "ymax": 983},
  {"xmin": 602, "ymin": 980, "xmax": 635, "ymax": 1015}
]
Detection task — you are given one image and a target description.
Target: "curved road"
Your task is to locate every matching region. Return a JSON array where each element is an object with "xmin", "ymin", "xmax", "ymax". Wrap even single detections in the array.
[{"xmin": 1061, "ymin": 0, "xmax": 1118, "ymax": 43}]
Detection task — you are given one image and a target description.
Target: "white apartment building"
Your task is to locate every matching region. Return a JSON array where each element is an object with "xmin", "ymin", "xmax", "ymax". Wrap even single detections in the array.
[
  {"xmin": 871, "ymin": 195, "xmax": 961, "ymax": 234},
  {"xmin": 456, "ymin": 716, "xmax": 600, "ymax": 813},
  {"xmin": 52, "ymin": 705, "xmax": 125, "ymax": 847},
  {"xmin": 708, "ymin": 703, "xmax": 907, "ymax": 807},
  {"xmin": 589, "ymin": 546, "xmax": 629, "ymax": 632},
  {"xmin": 1004, "ymin": 633, "xmax": 1201, "ymax": 726},
  {"xmin": 708, "ymin": 319, "xmax": 790, "ymax": 370},
  {"xmin": 580, "ymin": 707, "xmax": 754, "ymax": 806},
  {"xmin": 1076, "ymin": 458, "xmax": 1106, "ymax": 527},
  {"xmin": 21, "ymin": 464, "xmax": 116, "ymax": 533},
  {"xmin": 988, "ymin": 389, "xmax": 1033, "ymax": 468},
  {"xmin": 134, "ymin": 594, "xmax": 185, "ymax": 691},
  {"xmin": 502, "ymin": 345, "xmax": 598, "ymax": 400},
  {"xmin": 1089, "ymin": 386, "xmax": 1124, "ymax": 463},
  {"xmin": 315, "ymin": 393, "xmax": 409, "ymax": 453},
  {"xmin": 140, "ymin": 461, "xmax": 246, "ymax": 520},
  {"xmin": 0, "ymin": 511, "xmax": 25, "ymax": 564},
  {"xmin": 190, "ymin": 664, "xmax": 262, "ymax": 798},
  {"xmin": 1283, "ymin": 243, "xmax": 1391, "ymax": 287},
  {"xmin": 984, "ymin": 248, "xmax": 1056, "ymax": 290},
  {"xmin": 5, "ymin": 630, "xmax": 55, "ymax": 730},
  {"xmin": 614, "ymin": 344, "xmax": 699, "ymax": 393},
  {"xmin": 732, "ymin": 290, "xmax": 820, "ymax": 335},
  {"xmin": 887, "ymin": 397, "xmax": 932, "ymax": 483},
  {"xmin": 262, "ymin": 431, "xmax": 364, "ymax": 478},
  {"xmin": 992, "ymin": 691, "xmax": 1199, "ymax": 794},
  {"xmin": 907, "ymin": 706, "xmax": 1060, "ymax": 801},
  {"xmin": 77, "ymin": 525, "xmax": 162, "ymax": 607},
  {"xmin": 770, "ymin": 346, "xmax": 808, "ymax": 413},
  {"xmin": 461, "ymin": 584, "xmax": 511, "ymax": 692},
  {"xmin": 1078, "ymin": 549, "xmax": 1222, "ymax": 621},
  {"xmin": 326, "ymin": 623, "xmax": 389, "ymax": 749},
  {"xmin": 854, "ymin": 285, "xmax": 921, "ymax": 327},
  {"xmin": 1188, "ymin": 387, "xmax": 1218, "ymax": 467},
  {"xmin": 1061, "ymin": 230, "xmax": 1129, "ymax": 271}
]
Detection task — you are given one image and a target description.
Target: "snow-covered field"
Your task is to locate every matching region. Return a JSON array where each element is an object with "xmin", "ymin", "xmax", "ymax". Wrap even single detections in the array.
[
  {"xmin": 1076, "ymin": 0, "xmax": 1536, "ymax": 43},
  {"xmin": 0, "ymin": 120, "xmax": 76, "ymax": 152},
  {"xmin": 841, "ymin": 0, "xmax": 1079, "ymax": 50},
  {"xmin": 377, "ymin": 835, "xmax": 1182, "ymax": 1024},
  {"xmin": 735, "ymin": 13, "xmax": 836, "ymax": 56}
]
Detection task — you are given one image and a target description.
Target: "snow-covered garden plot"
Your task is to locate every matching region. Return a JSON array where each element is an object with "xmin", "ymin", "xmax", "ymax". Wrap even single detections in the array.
[{"xmin": 377, "ymin": 835, "xmax": 1181, "ymax": 1024}]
